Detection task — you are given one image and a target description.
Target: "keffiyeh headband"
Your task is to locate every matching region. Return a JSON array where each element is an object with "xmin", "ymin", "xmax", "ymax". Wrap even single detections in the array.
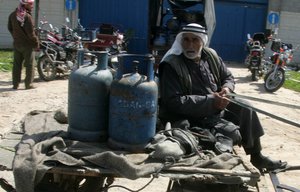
[
  {"xmin": 161, "ymin": 23, "xmax": 208, "ymax": 61},
  {"xmin": 16, "ymin": 3, "xmax": 26, "ymax": 27}
]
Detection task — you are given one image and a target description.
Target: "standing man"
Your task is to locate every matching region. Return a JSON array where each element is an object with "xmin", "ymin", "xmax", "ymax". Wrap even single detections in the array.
[
  {"xmin": 159, "ymin": 23, "xmax": 287, "ymax": 171},
  {"xmin": 8, "ymin": 0, "xmax": 39, "ymax": 90}
]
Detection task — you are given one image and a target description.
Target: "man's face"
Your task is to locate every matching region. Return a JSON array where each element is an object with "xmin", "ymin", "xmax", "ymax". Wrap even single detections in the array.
[
  {"xmin": 181, "ymin": 33, "xmax": 204, "ymax": 60},
  {"xmin": 24, "ymin": 2, "xmax": 34, "ymax": 12}
]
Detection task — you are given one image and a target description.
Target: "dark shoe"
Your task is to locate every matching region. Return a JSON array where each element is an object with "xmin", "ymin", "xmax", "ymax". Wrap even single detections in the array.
[
  {"xmin": 12, "ymin": 85, "xmax": 19, "ymax": 89},
  {"xmin": 251, "ymin": 154, "xmax": 287, "ymax": 171},
  {"xmin": 25, "ymin": 85, "xmax": 36, "ymax": 89}
]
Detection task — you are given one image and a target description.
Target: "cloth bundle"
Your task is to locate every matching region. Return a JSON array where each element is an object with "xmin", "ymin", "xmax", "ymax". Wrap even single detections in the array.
[
  {"xmin": 13, "ymin": 111, "xmax": 243, "ymax": 192},
  {"xmin": 146, "ymin": 122, "xmax": 200, "ymax": 160}
]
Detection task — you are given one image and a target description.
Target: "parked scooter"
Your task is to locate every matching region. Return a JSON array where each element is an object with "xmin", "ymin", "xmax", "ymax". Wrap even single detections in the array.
[
  {"xmin": 264, "ymin": 38, "xmax": 296, "ymax": 92},
  {"xmin": 245, "ymin": 32, "xmax": 269, "ymax": 81}
]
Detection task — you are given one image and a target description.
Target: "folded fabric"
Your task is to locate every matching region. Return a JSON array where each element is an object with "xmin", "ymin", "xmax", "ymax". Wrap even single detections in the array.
[
  {"xmin": 13, "ymin": 112, "xmax": 244, "ymax": 192},
  {"xmin": 146, "ymin": 124, "xmax": 199, "ymax": 160},
  {"xmin": 147, "ymin": 137, "xmax": 186, "ymax": 160},
  {"xmin": 189, "ymin": 126, "xmax": 216, "ymax": 150},
  {"xmin": 214, "ymin": 133, "xmax": 233, "ymax": 154},
  {"xmin": 171, "ymin": 128, "xmax": 199, "ymax": 155}
]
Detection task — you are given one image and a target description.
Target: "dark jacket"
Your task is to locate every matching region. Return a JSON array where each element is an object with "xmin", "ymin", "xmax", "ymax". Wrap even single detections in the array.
[
  {"xmin": 158, "ymin": 50, "xmax": 235, "ymax": 123},
  {"xmin": 8, "ymin": 9, "xmax": 39, "ymax": 49}
]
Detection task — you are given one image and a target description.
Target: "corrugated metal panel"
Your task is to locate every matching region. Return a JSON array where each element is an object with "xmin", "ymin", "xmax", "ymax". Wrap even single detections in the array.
[
  {"xmin": 38, "ymin": 0, "xmax": 67, "ymax": 28},
  {"xmin": 218, "ymin": 0, "xmax": 267, "ymax": 4},
  {"xmin": 281, "ymin": 0, "xmax": 300, "ymax": 12},
  {"xmin": 210, "ymin": 1, "xmax": 267, "ymax": 62},
  {"xmin": 278, "ymin": 11, "xmax": 300, "ymax": 64},
  {"xmin": 78, "ymin": 0, "xmax": 149, "ymax": 54},
  {"xmin": 0, "ymin": 1, "xmax": 17, "ymax": 48},
  {"xmin": 0, "ymin": 0, "xmax": 72, "ymax": 49}
]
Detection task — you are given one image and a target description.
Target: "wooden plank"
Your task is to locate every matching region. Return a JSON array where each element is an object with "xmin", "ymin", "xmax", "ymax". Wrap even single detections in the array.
[{"xmin": 163, "ymin": 166, "xmax": 259, "ymax": 178}]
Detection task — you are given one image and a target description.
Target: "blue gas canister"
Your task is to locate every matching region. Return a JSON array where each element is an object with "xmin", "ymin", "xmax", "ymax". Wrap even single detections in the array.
[
  {"xmin": 68, "ymin": 50, "xmax": 113, "ymax": 142},
  {"xmin": 108, "ymin": 54, "xmax": 158, "ymax": 152}
]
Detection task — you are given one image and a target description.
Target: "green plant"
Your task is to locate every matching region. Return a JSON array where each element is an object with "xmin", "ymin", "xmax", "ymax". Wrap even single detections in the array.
[
  {"xmin": 0, "ymin": 49, "xmax": 13, "ymax": 72},
  {"xmin": 284, "ymin": 70, "xmax": 300, "ymax": 92}
]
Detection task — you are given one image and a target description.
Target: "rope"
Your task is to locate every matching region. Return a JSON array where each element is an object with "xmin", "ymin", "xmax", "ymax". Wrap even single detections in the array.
[
  {"xmin": 103, "ymin": 159, "xmax": 174, "ymax": 192},
  {"xmin": 171, "ymin": 128, "xmax": 204, "ymax": 158},
  {"xmin": 102, "ymin": 127, "xmax": 202, "ymax": 191},
  {"xmin": 157, "ymin": 127, "xmax": 204, "ymax": 158},
  {"xmin": 103, "ymin": 177, "xmax": 156, "ymax": 192}
]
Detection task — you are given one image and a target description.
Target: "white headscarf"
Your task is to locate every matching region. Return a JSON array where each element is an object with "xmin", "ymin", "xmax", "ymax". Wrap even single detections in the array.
[
  {"xmin": 19, "ymin": 0, "xmax": 34, "ymax": 4},
  {"xmin": 17, "ymin": 0, "xmax": 35, "ymax": 27},
  {"xmin": 161, "ymin": 23, "xmax": 208, "ymax": 61}
]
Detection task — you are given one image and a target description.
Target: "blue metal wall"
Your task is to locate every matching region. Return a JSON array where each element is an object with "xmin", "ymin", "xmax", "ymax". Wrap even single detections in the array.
[
  {"xmin": 78, "ymin": 0, "xmax": 268, "ymax": 62},
  {"xmin": 78, "ymin": 0, "xmax": 149, "ymax": 54},
  {"xmin": 210, "ymin": 0, "xmax": 268, "ymax": 62}
]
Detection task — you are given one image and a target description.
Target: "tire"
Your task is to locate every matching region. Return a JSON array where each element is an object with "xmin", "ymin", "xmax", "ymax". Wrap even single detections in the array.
[
  {"xmin": 37, "ymin": 55, "xmax": 57, "ymax": 81},
  {"xmin": 251, "ymin": 69, "xmax": 258, "ymax": 81},
  {"xmin": 264, "ymin": 68, "xmax": 285, "ymax": 92}
]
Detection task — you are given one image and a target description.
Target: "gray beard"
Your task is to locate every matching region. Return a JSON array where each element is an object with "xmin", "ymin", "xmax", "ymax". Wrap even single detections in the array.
[{"xmin": 183, "ymin": 47, "xmax": 203, "ymax": 60}]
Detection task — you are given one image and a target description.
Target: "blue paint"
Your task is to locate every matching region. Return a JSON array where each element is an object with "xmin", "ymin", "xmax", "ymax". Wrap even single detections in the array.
[
  {"xmin": 210, "ymin": 1, "xmax": 268, "ymax": 62},
  {"xmin": 65, "ymin": 0, "xmax": 76, "ymax": 11},
  {"xmin": 108, "ymin": 54, "xmax": 158, "ymax": 152},
  {"xmin": 268, "ymin": 12, "xmax": 279, "ymax": 24},
  {"xmin": 68, "ymin": 51, "xmax": 113, "ymax": 142},
  {"xmin": 78, "ymin": 0, "xmax": 149, "ymax": 54}
]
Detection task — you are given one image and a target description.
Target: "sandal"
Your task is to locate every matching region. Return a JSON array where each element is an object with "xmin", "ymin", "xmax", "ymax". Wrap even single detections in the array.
[{"xmin": 251, "ymin": 155, "xmax": 288, "ymax": 171}]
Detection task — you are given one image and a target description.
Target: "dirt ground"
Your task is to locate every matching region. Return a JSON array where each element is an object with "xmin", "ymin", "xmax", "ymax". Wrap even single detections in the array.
[{"xmin": 0, "ymin": 63, "xmax": 300, "ymax": 191}]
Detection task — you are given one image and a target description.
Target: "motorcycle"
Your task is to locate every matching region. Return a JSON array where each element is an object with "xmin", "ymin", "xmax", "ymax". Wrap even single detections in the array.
[
  {"xmin": 36, "ymin": 15, "xmax": 69, "ymax": 46},
  {"xmin": 263, "ymin": 39, "xmax": 296, "ymax": 92},
  {"xmin": 37, "ymin": 34, "xmax": 80, "ymax": 81},
  {"xmin": 83, "ymin": 23, "xmax": 128, "ymax": 54},
  {"xmin": 36, "ymin": 18, "xmax": 91, "ymax": 81},
  {"xmin": 81, "ymin": 23, "xmax": 131, "ymax": 75},
  {"xmin": 245, "ymin": 32, "xmax": 269, "ymax": 81}
]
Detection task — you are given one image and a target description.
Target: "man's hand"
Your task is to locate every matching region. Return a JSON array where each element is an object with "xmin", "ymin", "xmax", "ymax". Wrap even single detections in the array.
[
  {"xmin": 213, "ymin": 92, "xmax": 230, "ymax": 110},
  {"xmin": 219, "ymin": 87, "xmax": 231, "ymax": 97}
]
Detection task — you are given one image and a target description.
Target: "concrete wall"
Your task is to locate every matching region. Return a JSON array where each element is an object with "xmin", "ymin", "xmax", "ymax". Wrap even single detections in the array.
[
  {"xmin": 279, "ymin": 11, "xmax": 300, "ymax": 65},
  {"xmin": 0, "ymin": 0, "xmax": 17, "ymax": 48},
  {"xmin": 0, "ymin": 0, "xmax": 78, "ymax": 49},
  {"xmin": 267, "ymin": 0, "xmax": 300, "ymax": 65},
  {"xmin": 281, "ymin": 0, "xmax": 300, "ymax": 12}
]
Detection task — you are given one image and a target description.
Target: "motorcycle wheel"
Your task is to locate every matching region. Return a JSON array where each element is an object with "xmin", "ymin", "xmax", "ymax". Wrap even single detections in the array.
[
  {"xmin": 264, "ymin": 68, "xmax": 285, "ymax": 92},
  {"xmin": 37, "ymin": 55, "xmax": 57, "ymax": 81},
  {"xmin": 251, "ymin": 69, "xmax": 258, "ymax": 81}
]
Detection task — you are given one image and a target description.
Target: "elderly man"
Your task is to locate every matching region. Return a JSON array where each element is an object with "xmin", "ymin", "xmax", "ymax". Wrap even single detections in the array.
[
  {"xmin": 8, "ymin": 0, "xmax": 39, "ymax": 89},
  {"xmin": 158, "ymin": 23, "xmax": 286, "ymax": 171}
]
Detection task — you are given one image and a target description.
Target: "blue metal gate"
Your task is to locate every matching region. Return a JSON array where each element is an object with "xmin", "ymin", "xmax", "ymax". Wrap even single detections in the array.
[
  {"xmin": 210, "ymin": 1, "xmax": 268, "ymax": 62},
  {"xmin": 78, "ymin": 0, "xmax": 149, "ymax": 54},
  {"xmin": 78, "ymin": 0, "xmax": 268, "ymax": 62}
]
